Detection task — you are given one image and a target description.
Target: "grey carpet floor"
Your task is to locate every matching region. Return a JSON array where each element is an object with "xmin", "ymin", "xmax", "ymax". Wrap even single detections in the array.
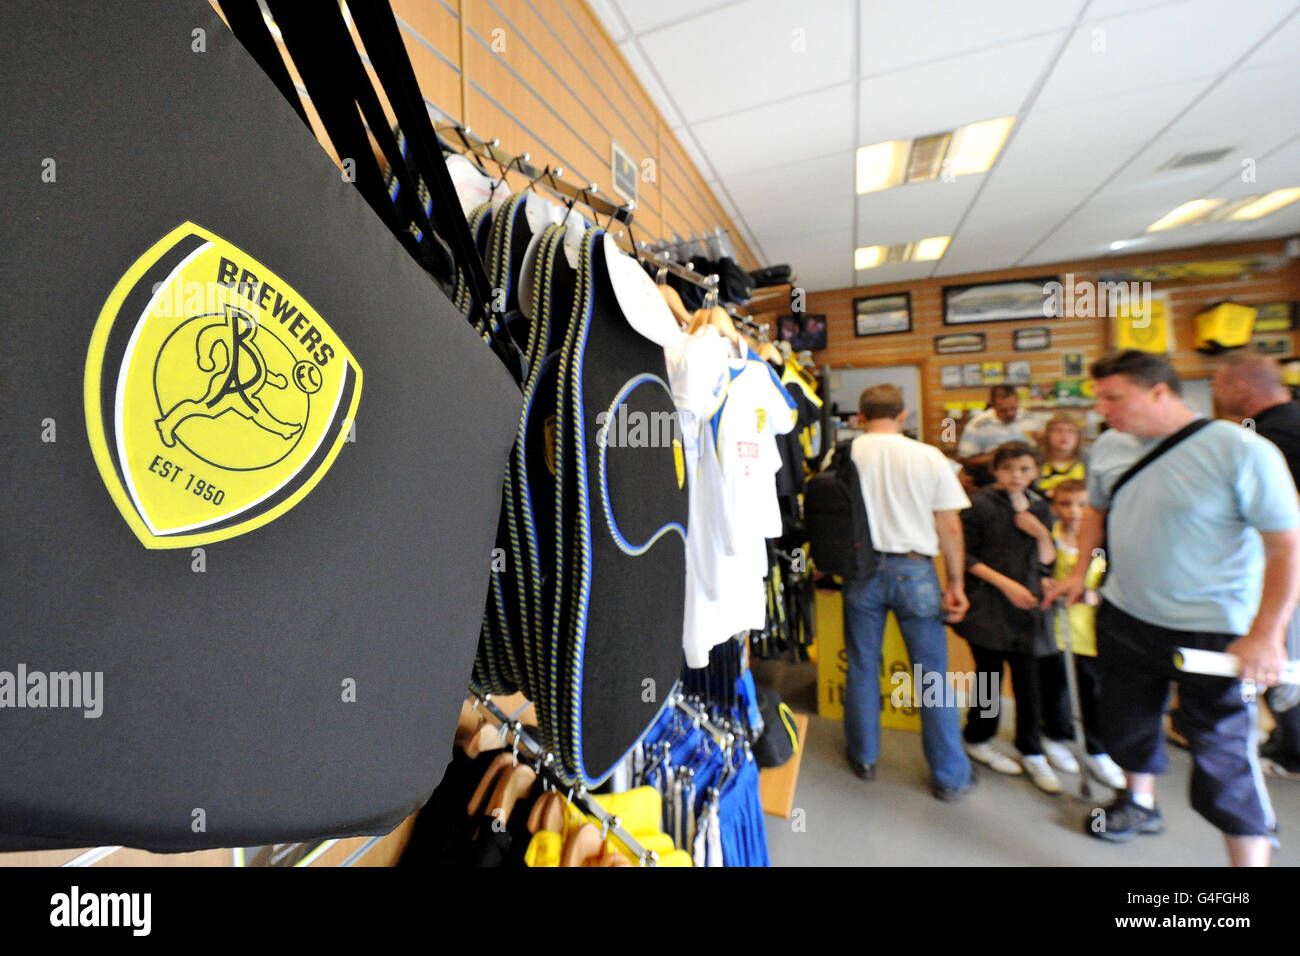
[{"xmin": 754, "ymin": 659, "xmax": 1300, "ymax": 867}]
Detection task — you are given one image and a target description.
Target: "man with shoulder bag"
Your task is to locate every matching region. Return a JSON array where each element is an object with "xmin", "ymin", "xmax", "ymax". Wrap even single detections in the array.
[
  {"xmin": 1048, "ymin": 350, "xmax": 1300, "ymax": 866},
  {"xmin": 820, "ymin": 385, "xmax": 974, "ymax": 801}
]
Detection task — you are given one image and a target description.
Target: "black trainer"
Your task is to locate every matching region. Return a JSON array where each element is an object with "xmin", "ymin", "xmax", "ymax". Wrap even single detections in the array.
[
  {"xmin": 933, "ymin": 763, "xmax": 979, "ymax": 802},
  {"xmin": 1085, "ymin": 792, "xmax": 1165, "ymax": 842},
  {"xmin": 846, "ymin": 750, "xmax": 875, "ymax": 781}
]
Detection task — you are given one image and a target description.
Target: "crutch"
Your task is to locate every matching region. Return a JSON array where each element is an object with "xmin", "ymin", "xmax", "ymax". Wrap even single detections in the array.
[{"xmin": 1054, "ymin": 599, "xmax": 1092, "ymax": 799}]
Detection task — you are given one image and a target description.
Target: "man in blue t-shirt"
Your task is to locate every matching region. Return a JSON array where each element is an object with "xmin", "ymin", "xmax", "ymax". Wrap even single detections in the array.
[{"xmin": 1048, "ymin": 350, "xmax": 1300, "ymax": 867}]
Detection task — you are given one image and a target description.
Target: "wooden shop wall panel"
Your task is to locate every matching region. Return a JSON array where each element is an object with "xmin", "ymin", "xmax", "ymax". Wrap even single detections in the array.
[
  {"xmin": 805, "ymin": 240, "xmax": 1300, "ymax": 443},
  {"xmin": 387, "ymin": 0, "xmax": 751, "ymax": 265},
  {"xmin": 209, "ymin": 0, "xmax": 753, "ymax": 261}
]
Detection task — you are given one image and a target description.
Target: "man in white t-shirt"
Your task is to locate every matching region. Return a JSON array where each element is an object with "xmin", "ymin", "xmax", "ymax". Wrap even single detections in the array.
[{"xmin": 843, "ymin": 384, "xmax": 975, "ymax": 800}]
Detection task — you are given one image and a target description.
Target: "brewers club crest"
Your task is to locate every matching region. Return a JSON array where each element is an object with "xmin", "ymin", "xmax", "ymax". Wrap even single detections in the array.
[{"xmin": 85, "ymin": 222, "xmax": 362, "ymax": 548}]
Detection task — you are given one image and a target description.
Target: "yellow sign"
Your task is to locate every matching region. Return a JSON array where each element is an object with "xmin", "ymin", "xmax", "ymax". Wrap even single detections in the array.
[
  {"xmin": 1114, "ymin": 291, "xmax": 1171, "ymax": 353},
  {"xmin": 815, "ymin": 588, "xmax": 921, "ymax": 731},
  {"xmin": 85, "ymin": 222, "xmax": 362, "ymax": 548}
]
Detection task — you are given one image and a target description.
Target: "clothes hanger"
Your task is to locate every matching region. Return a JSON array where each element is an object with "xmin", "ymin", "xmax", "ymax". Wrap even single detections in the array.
[
  {"xmin": 466, "ymin": 751, "xmax": 515, "ymax": 816},
  {"xmin": 561, "ymin": 821, "xmax": 603, "ymax": 867},
  {"xmin": 453, "ymin": 698, "xmax": 485, "ymax": 751},
  {"xmin": 464, "ymin": 719, "xmax": 508, "ymax": 759},
  {"xmin": 656, "ymin": 267, "xmax": 692, "ymax": 327},
  {"xmin": 486, "ymin": 760, "xmax": 537, "ymax": 826},
  {"xmin": 526, "ymin": 790, "xmax": 567, "ymax": 835}
]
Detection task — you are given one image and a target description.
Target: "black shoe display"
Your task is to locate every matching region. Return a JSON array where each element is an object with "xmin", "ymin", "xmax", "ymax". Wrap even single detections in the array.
[{"xmin": 1085, "ymin": 792, "xmax": 1165, "ymax": 842}]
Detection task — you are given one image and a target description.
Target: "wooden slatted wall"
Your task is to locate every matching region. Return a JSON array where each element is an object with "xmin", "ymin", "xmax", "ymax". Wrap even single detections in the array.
[
  {"xmin": 804, "ymin": 239, "xmax": 1300, "ymax": 441},
  {"xmin": 382, "ymin": 0, "xmax": 758, "ymax": 267}
]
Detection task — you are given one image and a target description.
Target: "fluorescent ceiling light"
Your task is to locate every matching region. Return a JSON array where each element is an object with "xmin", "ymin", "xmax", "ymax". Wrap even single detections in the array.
[
  {"xmin": 945, "ymin": 116, "xmax": 1015, "ymax": 176},
  {"xmin": 1146, "ymin": 199, "xmax": 1225, "ymax": 232},
  {"xmin": 1109, "ymin": 239, "xmax": 1139, "ymax": 251},
  {"xmin": 856, "ymin": 116, "xmax": 1014, "ymax": 194},
  {"xmin": 1229, "ymin": 187, "xmax": 1300, "ymax": 221},
  {"xmin": 906, "ymin": 133, "xmax": 951, "ymax": 182},
  {"xmin": 912, "ymin": 236, "xmax": 951, "ymax": 260},
  {"xmin": 855, "ymin": 237, "xmax": 950, "ymax": 269},
  {"xmin": 854, "ymin": 246, "xmax": 886, "ymax": 270},
  {"xmin": 856, "ymin": 141, "xmax": 909, "ymax": 194}
]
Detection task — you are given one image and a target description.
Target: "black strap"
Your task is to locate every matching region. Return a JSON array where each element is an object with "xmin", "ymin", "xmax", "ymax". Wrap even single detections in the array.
[
  {"xmin": 345, "ymin": 1, "xmax": 494, "ymax": 313},
  {"xmin": 1108, "ymin": 417, "xmax": 1211, "ymax": 505},
  {"xmin": 214, "ymin": 1, "xmax": 309, "ymax": 127}
]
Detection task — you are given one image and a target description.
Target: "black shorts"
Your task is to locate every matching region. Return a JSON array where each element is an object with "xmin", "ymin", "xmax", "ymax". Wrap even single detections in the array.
[{"xmin": 1096, "ymin": 600, "xmax": 1276, "ymax": 838}]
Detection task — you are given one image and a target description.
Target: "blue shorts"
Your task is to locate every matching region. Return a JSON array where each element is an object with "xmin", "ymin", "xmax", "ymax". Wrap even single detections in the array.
[{"xmin": 1096, "ymin": 600, "xmax": 1276, "ymax": 838}]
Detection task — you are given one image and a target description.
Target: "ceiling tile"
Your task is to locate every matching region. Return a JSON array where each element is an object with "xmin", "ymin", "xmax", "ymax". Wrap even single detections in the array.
[
  {"xmin": 1035, "ymin": 0, "xmax": 1297, "ymax": 109},
  {"xmin": 1108, "ymin": 131, "xmax": 1294, "ymax": 195},
  {"xmin": 759, "ymin": 225, "xmax": 854, "ymax": 289},
  {"xmin": 1162, "ymin": 59, "xmax": 1300, "ymax": 145},
  {"xmin": 721, "ymin": 151, "xmax": 856, "ymax": 240},
  {"xmin": 612, "ymin": 0, "xmax": 743, "ymax": 35},
  {"xmin": 935, "ymin": 221, "xmax": 1063, "ymax": 275},
  {"xmin": 674, "ymin": 127, "xmax": 714, "ymax": 179},
  {"xmin": 858, "ymin": 33, "xmax": 1062, "ymax": 145},
  {"xmin": 1012, "ymin": 78, "xmax": 1208, "ymax": 152},
  {"xmin": 855, "ymin": 176, "xmax": 984, "ymax": 246},
  {"xmin": 616, "ymin": 40, "xmax": 683, "ymax": 128},
  {"xmin": 638, "ymin": 0, "xmax": 855, "ymax": 125},
  {"xmin": 858, "ymin": 0, "xmax": 1084, "ymax": 76},
  {"xmin": 1238, "ymin": 5, "xmax": 1300, "ymax": 68},
  {"xmin": 690, "ymin": 83, "xmax": 856, "ymax": 178},
  {"xmin": 794, "ymin": 261, "xmax": 855, "ymax": 293},
  {"xmin": 1084, "ymin": 0, "xmax": 1187, "ymax": 16},
  {"xmin": 588, "ymin": 0, "xmax": 631, "ymax": 43},
  {"xmin": 1224, "ymin": 133, "xmax": 1300, "ymax": 193},
  {"xmin": 853, "ymin": 261, "xmax": 939, "ymax": 287}
]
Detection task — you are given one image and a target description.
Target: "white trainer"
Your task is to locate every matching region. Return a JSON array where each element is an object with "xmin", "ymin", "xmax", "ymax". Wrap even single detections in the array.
[
  {"xmin": 1021, "ymin": 754, "xmax": 1063, "ymax": 794},
  {"xmin": 965, "ymin": 742, "xmax": 1023, "ymax": 775},
  {"xmin": 1042, "ymin": 738, "xmax": 1080, "ymax": 774},
  {"xmin": 1084, "ymin": 752, "xmax": 1127, "ymax": 789}
]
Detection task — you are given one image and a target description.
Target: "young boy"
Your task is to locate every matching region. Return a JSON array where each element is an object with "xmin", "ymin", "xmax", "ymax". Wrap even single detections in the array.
[
  {"xmin": 1037, "ymin": 479, "xmax": 1127, "ymax": 788},
  {"xmin": 955, "ymin": 441, "xmax": 1062, "ymax": 793}
]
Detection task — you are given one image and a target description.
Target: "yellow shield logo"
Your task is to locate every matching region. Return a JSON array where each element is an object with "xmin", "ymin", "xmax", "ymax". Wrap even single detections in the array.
[{"xmin": 84, "ymin": 222, "xmax": 362, "ymax": 548}]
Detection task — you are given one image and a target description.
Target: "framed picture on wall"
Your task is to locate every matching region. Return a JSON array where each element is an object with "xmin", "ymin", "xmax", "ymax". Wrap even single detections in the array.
[
  {"xmin": 940, "ymin": 365, "xmax": 962, "ymax": 388},
  {"xmin": 853, "ymin": 293, "xmax": 912, "ymax": 337},
  {"xmin": 935, "ymin": 332, "xmax": 986, "ymax": 354},
  {"xmin": 1007, "ymin": 360, "xmax": 1031, "ymax": 384},
  {"xmin": 1255, "ymin": 335, "xmax": 1290, "ymax": 356},
  {"xmin": 778, "ymin": 313, "xmax": 828, "ymax": 351},
  {"xmin": 1254, "ymin": 303, "xmax": 1295, "ymax": 333},
  {"xmin": 943, "ymin": 278, "xmax": 1060, "ymax": 324},
  {"xmin": 1014, "ymin": 327, "xmax": 1051, "ymax": 351}
]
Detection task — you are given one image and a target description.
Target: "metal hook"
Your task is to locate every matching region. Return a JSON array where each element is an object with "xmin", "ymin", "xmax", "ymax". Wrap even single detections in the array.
[
  {"xmin": 511, "ymin": 733, "xmax": 521, "ymax": 767},
  {"xmin": 489, "ymin": 152, "xmax": 524, "ymax": 194}
]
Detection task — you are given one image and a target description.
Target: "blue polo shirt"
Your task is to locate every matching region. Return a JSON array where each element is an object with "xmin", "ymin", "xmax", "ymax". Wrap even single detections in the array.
[{"xmin": 1088, "ymin": 420, "xmax": 1300, "ymax": 634}]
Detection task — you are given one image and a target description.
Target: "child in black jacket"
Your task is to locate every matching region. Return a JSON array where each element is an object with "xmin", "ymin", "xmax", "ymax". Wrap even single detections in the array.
[{"xmin": 954, "ymin": 441, "xmax": 1062, "ymax": 793}]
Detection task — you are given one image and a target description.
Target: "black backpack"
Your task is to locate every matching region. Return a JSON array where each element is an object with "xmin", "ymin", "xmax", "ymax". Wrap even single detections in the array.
[{"xmin": 804, "ymin": 440, "xmax": 878, "ymax": 581}]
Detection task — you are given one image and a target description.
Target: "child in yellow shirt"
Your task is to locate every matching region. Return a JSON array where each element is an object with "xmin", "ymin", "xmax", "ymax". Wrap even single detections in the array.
[{"xmin": 1037, "ymin": 480, "xmax": 1126, "ymax": 788}]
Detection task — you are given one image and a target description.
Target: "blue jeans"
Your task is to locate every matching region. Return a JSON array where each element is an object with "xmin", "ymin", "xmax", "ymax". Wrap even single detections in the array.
[{"xmin": 842, "ymin": 557, "xmax": 971, "ymax": 790}]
